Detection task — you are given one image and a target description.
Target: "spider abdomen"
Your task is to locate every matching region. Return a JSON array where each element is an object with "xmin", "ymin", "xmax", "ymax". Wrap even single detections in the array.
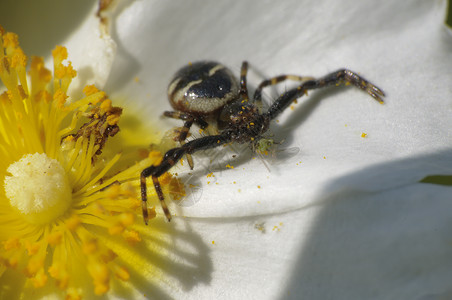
[{"xmin": 167, "ymin": 61, "xmax": 239, "ymax": 115}]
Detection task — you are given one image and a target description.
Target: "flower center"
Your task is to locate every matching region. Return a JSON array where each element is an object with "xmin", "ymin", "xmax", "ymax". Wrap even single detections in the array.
[{"xmin": 4, "ymin": 153, "xmax": 72, "ymax": 224}]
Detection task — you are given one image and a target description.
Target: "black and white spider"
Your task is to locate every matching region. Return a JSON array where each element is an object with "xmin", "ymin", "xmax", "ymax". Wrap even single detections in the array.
[{"xmin": 140, "ymin": 61, "xmax": 384, "ymax": 223}]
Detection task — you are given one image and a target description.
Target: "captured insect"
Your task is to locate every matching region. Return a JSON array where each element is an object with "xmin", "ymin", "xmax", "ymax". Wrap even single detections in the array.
[{"xmin": 140, "ymin": 61, "xmax": 385, "ymax": 223}]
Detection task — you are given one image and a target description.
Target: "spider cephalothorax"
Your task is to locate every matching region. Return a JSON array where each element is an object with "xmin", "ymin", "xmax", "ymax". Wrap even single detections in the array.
[
  {"xmin": 140, "ymin": 61, "xmax": 385, "ymax": 223},
  {"xmin": 219, "ymin": 101, "xmax": 269, "ymax": 143}
]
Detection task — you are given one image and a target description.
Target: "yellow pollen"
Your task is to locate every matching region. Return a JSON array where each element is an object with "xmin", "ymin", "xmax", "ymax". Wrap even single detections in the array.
[
  {"xmin": 11, "ymin": 48, "xmax": 27, "ymax": 68},
  {"xmin": 109, "ymin": 223, "xmax": 125, "ymax": 235},
  {"xmin": 114, "ymin": 265, "xmax": 130, "ymax": 281},
  {"xmin": 54, "ymin": 89, "xmax": 68, "ymax": 108},
  {"xmin": 25, "ymin": 241, "xmax": 40, "ymax": 255},
  {"xmin": 119, "ymin": 212, "xmax": 135, "ymax": 226},
  {"xmin": 17, "ymin": 84, "xmax": 27, "ymax": 98},
  {"xmin": 0, "ymin": 92, "xmax": 9, "ymax": 103},
  {"xmin": 30, "ymin": 56, "xmax": 52, "ymax": 82},
  {"xmin": 3, "ymin": 237, "xmax": 20, "ymax": 250},
  {"xmin": 160, "ymin": 173, "xmax": 173, "ymax": 185},
  {"xmin": 82, "ymin": 239, "xmax": 98, "ymax": 255},
  {"xmin": 147, "ymin": 207, "xmax": 157, "ymax": 219},
  {"xmin": 3, "ymin": 32, "xmax": 20, "ymax": 49},
  {"xmin": 25, "ymin": 256, "xmax": 45, "ymax": 276},
  {"xmin": 100, "ymin": 98, "xmax": 113, "ymax": 111},
  {"xmin": 31, "ymin": 269, "xmax": 48, "ymax": 288},
  {"xmin": 48, "ymin": 263, "xmax": 70, "ymax": 289},
  {"xmin": 107, "ymin": 113, "xmax": 120, "ymax": 125},
  {"xmin": 65, "ymin": 214, "xmax": 81, "ymax": 230},
  {"xmin": 123, "ymin": 230, "xmax": 141, "ymax": 244},
  {"xmin": 88, "ymin": 262, "xmax": 110, "ymax": 295},
  {"xmin": 83, "ymin": 84, "xmax": 100, "ymax": 96},
  {"xmin": 47, "ymin": 231, "xmax": 63, "ymax": 246},
  {"xmin": 52, "ymin": 45, "xmax": 68, "ymax": 63}
]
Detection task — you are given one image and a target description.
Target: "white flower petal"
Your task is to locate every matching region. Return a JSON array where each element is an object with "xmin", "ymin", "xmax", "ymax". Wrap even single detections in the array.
[
  {"xmin": 107, "ymin": 0, "xmax": 452, "ymax": 216},
  {"xmin": 285, "ymin": 153, "xmax": 452, "ymax": 299},
  {"xmin": 101, "ymin": 0, "xmax": 452, "ymax": 299},
  {"xmin": 0, "ymin": 1, "xmax": 116, "ymax": 97},
  {"xmin": 61, "ymin": 3, "xmax": 117, "ymax": 96},
  {"xmin": 3, "ymin": 0, "xmax": 451, "ymax": 299}
]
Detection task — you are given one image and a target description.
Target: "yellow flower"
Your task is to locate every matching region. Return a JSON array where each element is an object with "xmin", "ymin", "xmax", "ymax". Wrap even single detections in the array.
[{"xmin": 0, "ymin": 27, "xmax": 184, "ymax": 299}]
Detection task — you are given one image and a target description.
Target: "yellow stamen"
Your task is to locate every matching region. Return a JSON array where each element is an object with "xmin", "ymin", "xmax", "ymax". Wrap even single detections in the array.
[{"xmin": 0, "ymin": 27, "xmax": 185, "ymax": 298}]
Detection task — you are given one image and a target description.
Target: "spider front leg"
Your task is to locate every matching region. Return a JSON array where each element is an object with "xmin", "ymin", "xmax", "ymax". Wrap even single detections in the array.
[
  {"xmin": 239, "ymin": 61, "xmax": 250, "ymax": 102},
  {"xmin": 253, "ymin": 74, "xmax": 315, "ymax": 108},
  {"xmin": 140, "ymin": 133, "xmax": 231, "ymax": 224},
  {"xmin": 140, "ymin": 150, "xmax": 182, "ymax": 224},
  {"xmin": 266, "ymin": 69, "xmax": 385, "ymax": 120},
  {"xmin": 163, "ymin": 111, "xmax": 208, "ymax": 169},
  {"xmin": 326, "ymin": 69, "xmax": 385, "ymax": 102},
  {"xmin": 141, "ymin": 167, "xmax": 171, "ymax": 224}
]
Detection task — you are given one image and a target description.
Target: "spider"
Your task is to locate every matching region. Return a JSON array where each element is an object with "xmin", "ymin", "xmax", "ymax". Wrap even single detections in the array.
[{"xmin": 140, "ymin": 61, "xmax": 385, "ymax": 224}]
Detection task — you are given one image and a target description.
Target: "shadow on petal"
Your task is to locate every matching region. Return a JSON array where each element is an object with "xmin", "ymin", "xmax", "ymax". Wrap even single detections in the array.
[
  {"xmin": 110, "ymin": 217, "xmax": 212, "ymax": 299},
  {"xmin": 281, "ymin": 149, "xmax": 452, "ymax": 299},
  {"xmin": 0, "ymin": 0, "xmax": 95, "ymax": 57},
  {"xmin": 0, "ymin": 268, "xmax": 26, "ymax": 299}
]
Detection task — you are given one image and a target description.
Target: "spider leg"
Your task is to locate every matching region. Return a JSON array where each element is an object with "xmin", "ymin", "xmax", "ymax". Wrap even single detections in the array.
[
  {"xmin": 163, "ymin": 111, "xmax": 209, "ymax": 170},
  {"xmin": 141, "ymin": 167, "xmax": 172, "ymax": 224},
  {"xmin": 238, "ymin": 61, "xmax": 250, "ymax": 102},
  {"xmin": 141, "ymin": 148, "xmax": 183, "ymax": 223},
  {"xmin": 266, "ymin": 69, "xmax": 385, "ymax": 120},
  {"xmin": 253, "ymin": 74, "xmax": 315, "ymax": 108},
  {"xmin": 141, "ymin": 133, "xmax": 231, "ymax": 223},
  {"xmin": 163, "ymin": 111, "xmax": 209, "ymax": 129}
]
